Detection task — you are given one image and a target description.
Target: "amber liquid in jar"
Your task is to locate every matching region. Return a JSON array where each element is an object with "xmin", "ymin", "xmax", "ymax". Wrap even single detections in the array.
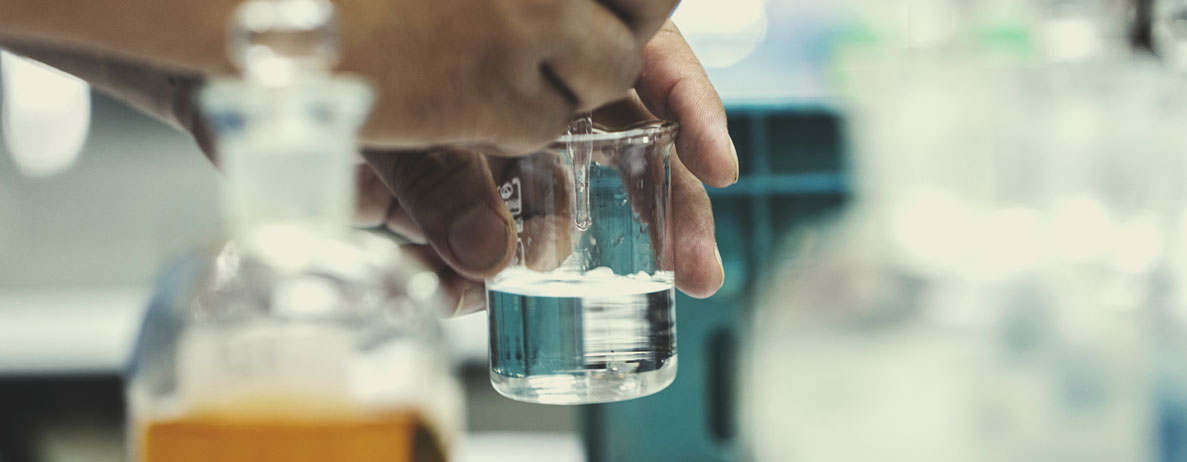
[{"xmin": 140, "ymin": 410, "xmax": 445, "ymax": 462}]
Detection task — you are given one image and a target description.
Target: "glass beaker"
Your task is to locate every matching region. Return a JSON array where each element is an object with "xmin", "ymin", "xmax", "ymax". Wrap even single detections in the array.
[{"xmin": 486, "ymin": 121, "xmax": 678, "ymax": 404}]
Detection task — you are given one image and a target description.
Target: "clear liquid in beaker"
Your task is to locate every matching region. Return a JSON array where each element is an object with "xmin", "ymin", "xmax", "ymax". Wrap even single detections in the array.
[{"xmin": 487, "ymin": 268, "xmax": 677, "ymax": 404}]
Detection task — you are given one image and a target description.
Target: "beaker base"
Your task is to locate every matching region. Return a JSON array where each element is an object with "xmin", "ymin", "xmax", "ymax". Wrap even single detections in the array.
[{"xmin": 490, "ymin": 357, "xmax": 677, "ymax": 405}]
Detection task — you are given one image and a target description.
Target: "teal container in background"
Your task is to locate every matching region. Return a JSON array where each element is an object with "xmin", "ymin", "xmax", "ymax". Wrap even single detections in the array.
[{"xmin": 579, "ymin": 105, "xmax": 848, "ymax": 462}]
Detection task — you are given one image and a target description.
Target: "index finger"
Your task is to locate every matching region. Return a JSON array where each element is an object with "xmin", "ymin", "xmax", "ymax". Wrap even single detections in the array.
[{"xmin": 634, "ymin": 21, "xmax": 738, "ymax": 189}]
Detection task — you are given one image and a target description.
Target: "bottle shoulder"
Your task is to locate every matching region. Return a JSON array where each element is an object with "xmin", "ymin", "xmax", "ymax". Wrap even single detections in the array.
[{"xmin": 139, "ymin": 229, "xmax": 444, "ymax": 329}]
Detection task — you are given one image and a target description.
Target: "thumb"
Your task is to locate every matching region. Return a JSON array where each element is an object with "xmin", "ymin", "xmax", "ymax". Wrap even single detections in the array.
[{"xmin": 363, "ymin": 148, "xmax": 516, "ymax": 279}]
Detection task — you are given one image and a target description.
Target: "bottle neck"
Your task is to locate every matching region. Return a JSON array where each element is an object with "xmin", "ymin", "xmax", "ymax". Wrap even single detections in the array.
[
  {"xmin": 222, "ymin": 140, "xmax": 356, "ymax": 238},
  {"xmin": 204, "ymin": 80, "xmax": 371, "ymax": 241}
]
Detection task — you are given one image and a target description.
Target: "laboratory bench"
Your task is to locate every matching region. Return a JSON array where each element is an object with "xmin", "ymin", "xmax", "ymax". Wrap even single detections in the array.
[{"xmin": 0, "ymin": 367, "xmax": 583, "ymax": 462}]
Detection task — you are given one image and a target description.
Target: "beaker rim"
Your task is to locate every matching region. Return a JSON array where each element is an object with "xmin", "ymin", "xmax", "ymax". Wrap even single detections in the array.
[{"xmin": 551, "ymin": 120, "xmax": 679, "ymax": 146}]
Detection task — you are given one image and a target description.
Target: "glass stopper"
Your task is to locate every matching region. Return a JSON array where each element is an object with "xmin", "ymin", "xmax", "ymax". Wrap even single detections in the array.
[{"xmin": 228, "ymin": 0, "xmax": 341, "ymax": 85}]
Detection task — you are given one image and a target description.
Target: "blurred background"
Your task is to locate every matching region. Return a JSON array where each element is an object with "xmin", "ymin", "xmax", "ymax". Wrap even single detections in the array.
[{"xmin": 6, "ymin": 0, "xmax": 1184, "ymax": 461}]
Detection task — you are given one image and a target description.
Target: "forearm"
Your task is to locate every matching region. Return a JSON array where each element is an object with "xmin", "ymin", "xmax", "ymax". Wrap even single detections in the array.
[{"xmin": 0, "ymin": 0, "xmax": 239, "ymax": 74}]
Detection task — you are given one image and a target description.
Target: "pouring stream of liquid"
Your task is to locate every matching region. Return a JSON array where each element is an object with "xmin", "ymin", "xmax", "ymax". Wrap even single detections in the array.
[{"xmin": 568, "ymin": 112, "xmax": 593, "ymax": 231}]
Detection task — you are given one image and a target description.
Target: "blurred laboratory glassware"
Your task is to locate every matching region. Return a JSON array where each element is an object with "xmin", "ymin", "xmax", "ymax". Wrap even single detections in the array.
[
  {"xmin": 1143, "ymin": 7, "xmax": 1187, "ymax": 459},
  {"xmin": 1043, "ymin": 5, "xmax": 1187, "ymax": 462},
  {"xmin": 486, "ymin": 121, "xmax": 677, "ymax": 405},
  {"xmin": 1151, "ymin": 0, "xmax": 1187, "ymax": 68},
  {"xmin": 744, "ymin": 0, "xmax": 1159, "ymax": 460},
  {"xmin": 125, "ymin": 1, "xmax": 461, "ymax": 461},
  {"xmin": 1033, "ymin": 0, "xmax": 1132, "ymax": 62}
]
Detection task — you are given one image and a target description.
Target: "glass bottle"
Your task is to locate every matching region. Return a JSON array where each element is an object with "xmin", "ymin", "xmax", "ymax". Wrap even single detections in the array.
[{"xmin": 124, "ymin": 1, "xmax": 461, "ymax": 461}]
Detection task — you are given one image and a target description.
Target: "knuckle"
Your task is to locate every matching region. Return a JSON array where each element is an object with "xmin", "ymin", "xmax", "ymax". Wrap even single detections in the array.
[
  {"xmin": 505, "ymin": 127, "xmax": 555, "ymax": 154},
  {"xmin": 534, "ymin": 112, "xmax": 571, "ymax": 144},
  {"xmin": 499, "ymin": 106, "xmax": 571, "ymax": 155},
  {"xmin": 618, "ymin": 51, "xmax": 644, "ymax": 88},
  {"xmin": 503, "ymin": 0, "xmax": 566, "ymax": 45},
  {"xmin": 391, "ymin": 150, "xmax": 476, "ymax": 207}
]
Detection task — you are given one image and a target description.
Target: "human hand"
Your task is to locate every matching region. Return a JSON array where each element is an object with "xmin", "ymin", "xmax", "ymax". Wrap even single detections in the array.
[
  {"xmin": 361, "ymin": 21, "xmax": 738, "ymax": 315},
  {"xmin": 0, "ymin": 0, "xmax": 678, "ymax": 153},
  {"xmin": 338, "ymin": 0, "xmax": 680, "ymax": 153},
  {"xmin": 4, "ymin": 19, "xmax": 736, "ymax": 316}
]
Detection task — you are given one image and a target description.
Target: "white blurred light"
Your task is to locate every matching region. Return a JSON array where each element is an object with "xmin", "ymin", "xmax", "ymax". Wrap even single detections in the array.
[
  {"xmin": 1038, "ymin": 17, "xmax": 1104, "ymax": 62},
  {"xmin": 245, "ymin": 224, "xmax": 320, "ymax": 270},
  {"xmin": 1112, "ymin": 214, "xmax": 1163, "ymax": 275},
  {"xmin": 922, "ymin": 4, "xmax": 962, "ymax": 48},
  {"xmin": 888, "ymin": 189, "xmax": 977, "ymax": 275},
  {"xmin": 274, "ymin": 276, "xmax": 340, "ymax": 316},
  {"xmin": 980, "ymin": 206, "xmax": 1045, "ymax": 277},
  {"xmin": 672, "ymin": 0, "xmax": 768, "ymax": 68},
  {"xmin": 1051, "ymin": 196, "xmax": 1113, "ymax": 263},
  {"xmin": 408, "ymin": 272, "xmax": 440, "ymax": 301},
  {"xmin": 1, "ymin": 51, "xmax": 91, "ymax": 177}
]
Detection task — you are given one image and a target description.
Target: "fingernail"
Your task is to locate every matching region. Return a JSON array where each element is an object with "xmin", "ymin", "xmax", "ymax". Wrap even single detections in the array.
[
  {"xmin": 454, "ymin": 285, "xmax": 488, "ymax": 317},
  {"xmin": 448, "ymin": 206, "xmax": 510, "ymax": 272},
  {"xmin": 714, "ymin": 245, "xmax": 726, "ymax": 291},
  {"xmin": 729, "ymin": 140, "xmax": 740, "ymax": 185}
]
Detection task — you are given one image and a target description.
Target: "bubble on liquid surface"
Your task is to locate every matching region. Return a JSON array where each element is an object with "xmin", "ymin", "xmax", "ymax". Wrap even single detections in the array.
[{"xmin": 488, "ymin": 267, "xmax": 673, "ymax": 299}]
